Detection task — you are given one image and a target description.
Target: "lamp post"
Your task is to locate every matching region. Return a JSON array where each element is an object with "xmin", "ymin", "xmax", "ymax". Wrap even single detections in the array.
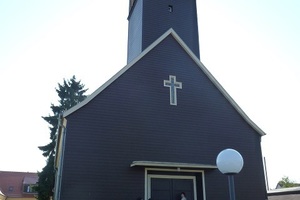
[{"xmin": 216, "ymin": 149, "xmax": 244, "ymax": 200}]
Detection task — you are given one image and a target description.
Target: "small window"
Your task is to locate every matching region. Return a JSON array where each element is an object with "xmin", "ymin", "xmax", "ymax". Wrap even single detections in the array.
[
  {"xmin": 23, "ymin": 184, "xmax": 37, "ymax": 194},
  {"xmin": 168, "ymin": 5, "xmax": 173, "ymax": 13},
  {"xmin": 8, "ymin": 186, "xmax": 13, "ymax": 192}
]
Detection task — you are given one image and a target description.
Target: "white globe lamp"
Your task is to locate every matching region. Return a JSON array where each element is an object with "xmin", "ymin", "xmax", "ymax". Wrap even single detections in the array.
[{"xmin": 216, "ymin": 149, "xmax": 244, "ymax": 200}]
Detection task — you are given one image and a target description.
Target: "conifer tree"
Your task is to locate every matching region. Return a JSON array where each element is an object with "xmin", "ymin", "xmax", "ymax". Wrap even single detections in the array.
[
  {"xmin": 36, "ymin": 76, "xmax": 88, "ymax": 200},
  {"xmin": 277, "ymin": 176, "xmax": 299, "ymax": 188}
]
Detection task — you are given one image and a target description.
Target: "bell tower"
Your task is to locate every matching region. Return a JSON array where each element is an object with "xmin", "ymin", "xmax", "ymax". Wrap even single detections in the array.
[{"xmin": 127, "ymin": 0, "xmax": 200, "ymax": 63}]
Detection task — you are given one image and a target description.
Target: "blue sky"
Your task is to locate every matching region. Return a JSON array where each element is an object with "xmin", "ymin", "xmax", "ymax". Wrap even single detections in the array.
[{"xmin": 0, "ymin": 0, "xmax": 299, "ymax": 189}]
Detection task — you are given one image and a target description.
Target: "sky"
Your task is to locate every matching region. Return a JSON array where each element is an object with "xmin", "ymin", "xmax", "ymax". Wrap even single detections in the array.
[{"xmin": 0, "ymin": 0, "xmax": 299, "ymax": 190}]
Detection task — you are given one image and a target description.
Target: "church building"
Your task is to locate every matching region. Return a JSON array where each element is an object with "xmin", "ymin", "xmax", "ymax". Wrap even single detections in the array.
[{"xmin": 54, "ymin": 0, "xmax": 267, "ymax": 199}]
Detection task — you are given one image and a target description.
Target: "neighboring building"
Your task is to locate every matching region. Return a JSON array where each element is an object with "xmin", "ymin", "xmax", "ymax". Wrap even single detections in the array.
[
  {"xmin": 0, "ymin": 171, "xmax": 38, "ymax": 200},
  {"xmin": 53, "ymin": 0, "xmax": 268, "ymax": 199},
  {"xmin": 268, "ymin": 187, "xmax": 300, "ymax": 200}
]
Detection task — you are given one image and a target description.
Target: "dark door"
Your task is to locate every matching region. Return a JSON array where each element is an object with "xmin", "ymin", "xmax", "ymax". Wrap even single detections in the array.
[{"xmin": 151, "ymin": 177, "xmax": 194, "ymax": 200}]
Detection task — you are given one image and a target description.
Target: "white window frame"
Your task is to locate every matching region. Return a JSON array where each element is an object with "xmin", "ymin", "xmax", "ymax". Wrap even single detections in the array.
[{"xmin": 144, "ymin": 168, "xmax": 206, "ymax": 200}]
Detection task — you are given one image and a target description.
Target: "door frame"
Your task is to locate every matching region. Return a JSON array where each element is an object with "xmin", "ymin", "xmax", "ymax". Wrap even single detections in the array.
[
  {"xmin": 144, "ymin": 168, "xmax": 206, "ymax": 200},
  {"xmin": 148, "ymin": 174, "xmax": 196, "ymax": 200}
]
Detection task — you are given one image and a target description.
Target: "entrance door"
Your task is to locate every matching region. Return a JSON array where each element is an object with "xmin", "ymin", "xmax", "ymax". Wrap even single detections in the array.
[{"xmin": 149, "ymin": 175, "xmax": 195, "ymax": 200}]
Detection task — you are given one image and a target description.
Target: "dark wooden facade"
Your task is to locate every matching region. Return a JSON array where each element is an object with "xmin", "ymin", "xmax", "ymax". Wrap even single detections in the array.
[
  {"xmin": 127, "ymin": 0, "xmax": 199, "ymax": 62},
  {"xmin": 54, "ymin": 1, "xmax": 267, "ymax": 200}
]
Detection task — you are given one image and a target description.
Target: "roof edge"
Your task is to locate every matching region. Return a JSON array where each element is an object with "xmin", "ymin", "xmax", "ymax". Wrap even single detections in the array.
[
  {"xmin": 63, "ymin": 28, "xmax": 266, "ymax": 137},
  {"xmin": 168, "ymin": 30, "xmax": 266, "ymax": 136},
  {"xmin": 268, "ymin": 187, "xmax": 300, "ymax": 194},
  {"xmin": 63, "ymin": 29, "xmax": 175, "ymax": 117}
]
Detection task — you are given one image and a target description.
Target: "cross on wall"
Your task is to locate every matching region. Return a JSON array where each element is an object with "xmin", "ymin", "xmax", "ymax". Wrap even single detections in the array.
[{"xmin": 163, "ymin": 75, "xmax": 182, "ymax": 106}]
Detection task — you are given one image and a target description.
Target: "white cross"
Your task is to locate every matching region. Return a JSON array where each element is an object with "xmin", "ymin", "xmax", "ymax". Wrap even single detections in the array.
[{"xmin": 164, "ymin": 75, "xmax": 182, "ymax": 105}]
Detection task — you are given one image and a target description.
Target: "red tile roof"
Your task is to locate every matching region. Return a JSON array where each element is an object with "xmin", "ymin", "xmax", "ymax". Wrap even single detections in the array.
[{"xmin": 0, "ymin": 171, "xmax": 38, "ymax": 198}]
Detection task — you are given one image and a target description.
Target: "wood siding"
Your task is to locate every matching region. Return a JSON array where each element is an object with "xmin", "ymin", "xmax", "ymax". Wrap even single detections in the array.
[
  {"xmin": 143, "ymin": 0, "xmax": 199, "ymax": 58},
  {"xmin": 127, "ymin": 0, "xmax": 143, "ymax": 63},
  {"xmin": 127, "ymin": 0, "xmax": 200, "ymax": 63},
  {"xmin": 58, "ymin": 35, "xmax": 267, "ymax": 200}
]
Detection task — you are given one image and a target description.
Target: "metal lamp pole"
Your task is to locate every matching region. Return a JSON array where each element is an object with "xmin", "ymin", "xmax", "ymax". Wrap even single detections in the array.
[
  {"xmin": 228, "ymin": 174, "xmax": 236, "ymax": 200},
  {"xmin": 216, "ymin": 149, "xmax": 244, "ymax": 200}
]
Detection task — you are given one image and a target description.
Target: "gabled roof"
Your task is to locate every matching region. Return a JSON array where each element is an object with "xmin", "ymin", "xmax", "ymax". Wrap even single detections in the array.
[{"xmin": 63, "ymin": 28, "xmax": 266, "ymax": 136}]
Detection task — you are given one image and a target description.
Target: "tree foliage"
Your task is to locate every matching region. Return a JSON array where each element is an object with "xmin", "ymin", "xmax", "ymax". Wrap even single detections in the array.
[
  {"xmin": 35, "ymin": 76, "xmax": 88, "ymax": 200},
  {"xmin": 277, "ymin": 176, "xmax": 299, "ymax": 188}
]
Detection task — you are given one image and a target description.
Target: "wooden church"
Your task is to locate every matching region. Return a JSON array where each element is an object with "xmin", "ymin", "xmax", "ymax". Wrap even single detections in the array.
[{"xmin": 54, "ymin": 0, "xmax": 267, "ymax": 199}]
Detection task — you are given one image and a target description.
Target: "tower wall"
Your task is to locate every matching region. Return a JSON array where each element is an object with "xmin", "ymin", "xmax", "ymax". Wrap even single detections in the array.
[{"xmin": 127, "ymin": 0, "xmax": 200, "ymax": 63}]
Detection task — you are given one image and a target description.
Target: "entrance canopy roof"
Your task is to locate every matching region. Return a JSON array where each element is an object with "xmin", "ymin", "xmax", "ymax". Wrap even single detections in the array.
[{"xmin": 130, "ymin": 161, "xmax": 217, "ymax": 169}]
